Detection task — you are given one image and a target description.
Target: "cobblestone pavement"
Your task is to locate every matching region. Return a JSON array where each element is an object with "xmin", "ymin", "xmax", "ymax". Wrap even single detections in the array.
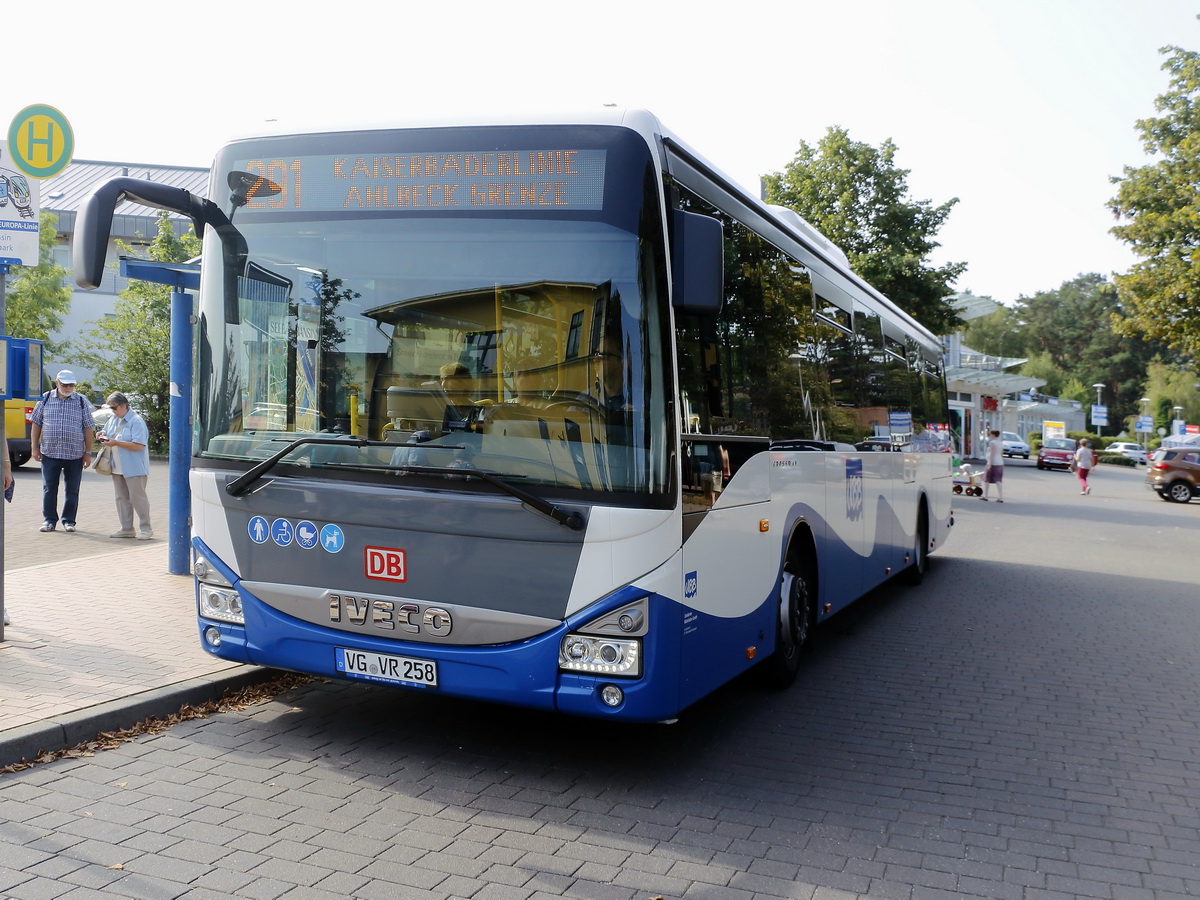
[
  {"xmin": 1, "ymin": 459, "xmax": 259, "ymax": 764},
  {"xmin": 3, "ymin": 462, "xmax": 1200, "ymax": 899}
]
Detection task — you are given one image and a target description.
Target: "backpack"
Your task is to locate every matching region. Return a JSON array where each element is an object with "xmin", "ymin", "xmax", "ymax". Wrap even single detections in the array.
[
  {"xmin": 40, "ymin": 389, "xmax": 90, "ymax": 412},
  {"xmin": 36, "ymin": 390, "xmax": 92, "ymax": 429}
]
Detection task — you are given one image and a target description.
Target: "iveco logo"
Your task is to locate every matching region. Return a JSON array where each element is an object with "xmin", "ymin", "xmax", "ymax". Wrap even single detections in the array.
[{"xmin": 329, "ymin": 594, "xmax": 452, "ymax": 636}]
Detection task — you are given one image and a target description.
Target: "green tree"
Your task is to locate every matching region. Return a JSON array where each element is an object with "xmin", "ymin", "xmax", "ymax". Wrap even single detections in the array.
[
  {"xmin": 1141, "ymin": 358, "xmax": 1200, "ymax": 426},
  {"xmin": 960, "ymin": 303, "xmax": 1030, "ymax": 359},
  {"xmin": 1014, "ymin": 274, "xmax": 1159, "ymax": 426},
  {"xmin": 762, "ymin": 126, "xmax": 966, "ymax": 334},
  {"xmin": 1109, "ymin": 41, "xmax": 1200, "ymax": 359},
  {"xmin": 4, "ymin": 211, "xmax": 72, "ymax": 351},
  {"xmin": 1020, "ymin": 351, "xmax": 1067, "ymax": 397},
  {"xmin": 74, "ymin": 211, "xmax": 200, "ymax": 452}
]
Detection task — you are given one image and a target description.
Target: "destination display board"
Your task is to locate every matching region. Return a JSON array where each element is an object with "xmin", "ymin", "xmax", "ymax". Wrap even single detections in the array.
[{"xmin": 232, "ymin": 149, "xmax": 607, "ymax": 213}]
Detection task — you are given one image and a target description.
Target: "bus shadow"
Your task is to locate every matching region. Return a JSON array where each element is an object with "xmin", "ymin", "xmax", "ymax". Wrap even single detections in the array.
[
  {"xmin": 207, "ymin": 548, "xmax": 1200, "ymax": 846},
  {"xmin": 221, "ymin": 561, "xmax": 960, "ymax": 784}
]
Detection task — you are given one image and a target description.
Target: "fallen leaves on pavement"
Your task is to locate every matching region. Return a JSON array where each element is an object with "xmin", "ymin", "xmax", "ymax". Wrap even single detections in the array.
[{"xmin": 1, "ymin": 672, "xmax": 315, "ymax": 773}]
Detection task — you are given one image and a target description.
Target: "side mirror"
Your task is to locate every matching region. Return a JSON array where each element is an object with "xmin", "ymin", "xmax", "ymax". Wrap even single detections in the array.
[
  {"xmin": 74, "ymin": 178, "xmax": 211, "ymax": 290},
  {"xmin": 671, "ymin": 209, "xmax": 723, "ymax": 316}
]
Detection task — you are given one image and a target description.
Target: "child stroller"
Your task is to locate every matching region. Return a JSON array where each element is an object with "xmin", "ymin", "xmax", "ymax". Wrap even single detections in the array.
[{"xmin": 952, "ymin": 463, "xmax": 983, "ymax": 496}]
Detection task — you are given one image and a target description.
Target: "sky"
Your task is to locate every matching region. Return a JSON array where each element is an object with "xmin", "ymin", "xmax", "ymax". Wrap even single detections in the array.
[{"xmin": 4, "ymin": 0, "xmax": 1197, "ymax": 305}]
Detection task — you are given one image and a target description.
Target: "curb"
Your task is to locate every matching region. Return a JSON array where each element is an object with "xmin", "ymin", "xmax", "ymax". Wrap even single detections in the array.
[{"xmin": 0, "ymin": 667, "xmax": 281, "ymax": 769}]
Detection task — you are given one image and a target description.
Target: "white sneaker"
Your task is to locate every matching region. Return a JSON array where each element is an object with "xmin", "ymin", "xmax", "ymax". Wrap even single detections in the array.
[
  {"xmin": 110, "ymin": 529, "xmax": 136, "ymax": 538},
  {"xmin": 136, "ymin": 530, "xmax": 154, "ymax": 541}
]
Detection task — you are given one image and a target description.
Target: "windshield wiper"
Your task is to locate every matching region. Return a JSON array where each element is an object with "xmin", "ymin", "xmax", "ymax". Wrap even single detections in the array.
[
  {"xmin": 224, "ymin": 436, "xmax": 586, "ymax": 531},
  {"xmin": 385, "ymin": 463, "xmax": 584, "ymax": 530},
  {"xmin": 225, "ymin": 436, "xmax": 370, "ymax": 497}
]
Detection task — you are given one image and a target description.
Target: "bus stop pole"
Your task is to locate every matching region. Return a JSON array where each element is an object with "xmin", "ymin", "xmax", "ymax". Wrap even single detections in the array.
[{"xmin": 168, "ymin": 285, "xmax": 193, "ymax": 575}]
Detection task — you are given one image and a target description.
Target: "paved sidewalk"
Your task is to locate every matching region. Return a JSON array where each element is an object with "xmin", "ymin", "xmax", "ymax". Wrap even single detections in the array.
[{"xmin": 0, "ymin": 543, "xmax": 273, "ymax": 767}]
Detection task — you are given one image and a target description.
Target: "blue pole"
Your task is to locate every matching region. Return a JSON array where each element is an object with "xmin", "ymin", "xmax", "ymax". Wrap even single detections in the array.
[{"xmin": 168, "ymin": 286, "xmax": 193, "ymax": 575}]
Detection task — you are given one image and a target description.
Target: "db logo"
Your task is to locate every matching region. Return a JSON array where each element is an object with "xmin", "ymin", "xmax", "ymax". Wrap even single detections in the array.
[{"xmin": 365, "ymin": 546, "xmax": 407, "ymax": 582}]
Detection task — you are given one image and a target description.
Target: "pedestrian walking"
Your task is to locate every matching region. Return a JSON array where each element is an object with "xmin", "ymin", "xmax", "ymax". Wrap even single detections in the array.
[
  {"xmin": 1074, "ymin": 438, "xmax": 1097, "ymax": 495},
  {"xmin": 98, "ymin": 392, "xmax": 154, "ymax": 540},
  {"xmin": 30, "ymin": 370, "xmax": 95, "ymax": 532},
  {"xmin": 981, "ymin": 428, "xmax": 1004, "ymax": 502}
]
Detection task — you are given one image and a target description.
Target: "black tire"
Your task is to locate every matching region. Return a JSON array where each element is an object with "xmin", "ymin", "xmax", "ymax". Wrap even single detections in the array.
[
  {"xmin": 9, "ymin": 451, "xmax": 30, "ymax": 468},
  {"xmin": 903, "ymin": 508, "xmax": 929, "ymax": 585},
  {"xmin": 1166, "ymin": 481, "xmax": 1193, "ymax": 503},
  {"xmin": 1037, "ymin": 461, "xmax": 1044, "ymax": 470},
  {"xmin": 763, "ymin": 556, "xmax": 814, "ymax": 688}
]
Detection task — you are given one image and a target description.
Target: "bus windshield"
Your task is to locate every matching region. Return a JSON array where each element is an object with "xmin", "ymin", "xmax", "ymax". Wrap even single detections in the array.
[{"xmin": 195, "ymin": 126, "xmax": 672, "ymax": 500}]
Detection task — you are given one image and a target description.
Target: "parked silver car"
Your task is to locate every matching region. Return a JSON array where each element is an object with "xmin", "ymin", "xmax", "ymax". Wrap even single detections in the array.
[{"xmin": 1000, "ymin": 431, "xmax": 1030, "ymax": 459}]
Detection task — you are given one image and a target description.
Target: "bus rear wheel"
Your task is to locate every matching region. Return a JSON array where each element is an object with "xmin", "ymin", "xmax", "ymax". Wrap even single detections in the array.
[{"xmin": 764, "ymin": 558, "xmax": 813, "ymax": 688}]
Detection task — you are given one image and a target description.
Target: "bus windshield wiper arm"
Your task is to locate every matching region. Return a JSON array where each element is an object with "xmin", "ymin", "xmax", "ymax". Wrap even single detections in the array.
[
  {"xmin": 225, "ymin": 436, "xmax": 371, "ymax": 497},
  {"xmin": 391, "ymin": 463, "xmax": 585, "ymax": 530},
  {"xmin": 225, "ymin": 437, "xmax": 585, "ymax": 530}
]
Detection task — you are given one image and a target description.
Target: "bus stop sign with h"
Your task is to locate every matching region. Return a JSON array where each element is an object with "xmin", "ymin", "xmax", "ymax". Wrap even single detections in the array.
[{"xmin": 2, "ymin": 106, "xmax": 73, "ymax": 640}]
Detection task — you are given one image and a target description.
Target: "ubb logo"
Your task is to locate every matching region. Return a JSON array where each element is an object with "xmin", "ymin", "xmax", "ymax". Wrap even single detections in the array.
[
  {"xmin": 845, "ymin": 459, "xmax": 864, "ymax": 521},
  {"xmin": 684, "ymin": 571, "xmax": 698, "ymax": 599}
]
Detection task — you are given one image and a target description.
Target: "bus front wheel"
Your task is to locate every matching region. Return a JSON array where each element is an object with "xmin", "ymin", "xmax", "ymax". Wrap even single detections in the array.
[
  {"xmin": 903, "ymin": 507, "xmax": 930, "ymax": 585},
  {"xmin": 764, "ymin": 557, "xmax": 814, "ymax": 688}
]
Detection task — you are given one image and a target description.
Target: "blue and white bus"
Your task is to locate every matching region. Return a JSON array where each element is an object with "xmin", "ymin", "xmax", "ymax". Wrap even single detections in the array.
[{"xmin": 74, "ymin": 109, "xmax": 953, "ymax": 722}]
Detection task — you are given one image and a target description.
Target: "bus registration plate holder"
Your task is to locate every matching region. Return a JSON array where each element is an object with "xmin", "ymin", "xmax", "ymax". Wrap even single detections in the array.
[{"xmin": 335, "ymin": 647, "xmax": 438, "ymax": 687}]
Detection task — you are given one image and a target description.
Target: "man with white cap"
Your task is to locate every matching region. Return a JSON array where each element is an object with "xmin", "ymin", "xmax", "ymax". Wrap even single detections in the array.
[{"xmin": 30, "ymin": 370, "xmax": 96, "ymax": 533}]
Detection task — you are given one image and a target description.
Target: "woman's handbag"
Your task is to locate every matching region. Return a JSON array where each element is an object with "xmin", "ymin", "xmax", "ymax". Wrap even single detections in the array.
[
  {"xmin": 93, "ymin": 419, "xmax": 125, "ymax": 476},
  {"xmin": 93, "ymin": 444, "xmax": 114, "ymax": 475}
]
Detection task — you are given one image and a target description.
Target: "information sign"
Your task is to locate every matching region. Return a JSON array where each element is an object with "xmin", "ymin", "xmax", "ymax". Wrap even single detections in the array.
[
  {"xmin": 2, "ymin": 338, "xmax": 44, "ymax": 400},
  {"xmin": 888, "ymin": 410, "xmax": 913, "ymax": 433},
  {"xmin": 1090, "ymin": 405, "xmax": 1108, "ymax": 427},
  {"xmin": 0, "ymin": 139, "xmax": 40, "ymax": 265}
]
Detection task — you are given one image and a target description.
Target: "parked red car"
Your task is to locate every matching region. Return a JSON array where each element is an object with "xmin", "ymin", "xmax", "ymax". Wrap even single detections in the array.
[{"xmin": 1037, "ymin": 437, "xmax": 1078, "ymax": 470}]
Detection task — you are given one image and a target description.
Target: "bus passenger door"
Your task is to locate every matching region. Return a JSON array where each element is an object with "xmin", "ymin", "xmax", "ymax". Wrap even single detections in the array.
[{"xmin": 681, "ymin": 435, "xmax": 769, "ymax": 541}]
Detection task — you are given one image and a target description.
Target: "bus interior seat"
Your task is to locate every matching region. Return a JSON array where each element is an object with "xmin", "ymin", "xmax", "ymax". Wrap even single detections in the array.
[{"xmin": 386, "ymin": 386, "xmax": 450, "ymax": 435}]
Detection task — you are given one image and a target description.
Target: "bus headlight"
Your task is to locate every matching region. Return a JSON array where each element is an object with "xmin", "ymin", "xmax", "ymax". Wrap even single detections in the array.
[
  {"xmin": 558, "ymin": 634, "xmax": 641, "ymax": 677},
  {"xmin": 199, "ymin": 585, "xmax": 244, "ymax": 624},
  {"xmin": 195, "ymin": 552, "xmax": 243, "ymax": 624}
]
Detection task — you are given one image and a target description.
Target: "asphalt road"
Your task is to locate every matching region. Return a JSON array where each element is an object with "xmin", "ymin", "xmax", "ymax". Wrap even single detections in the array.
[{"xmin": 3, "ymin": 459, "xmax": 1200, "ymax": 899}]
